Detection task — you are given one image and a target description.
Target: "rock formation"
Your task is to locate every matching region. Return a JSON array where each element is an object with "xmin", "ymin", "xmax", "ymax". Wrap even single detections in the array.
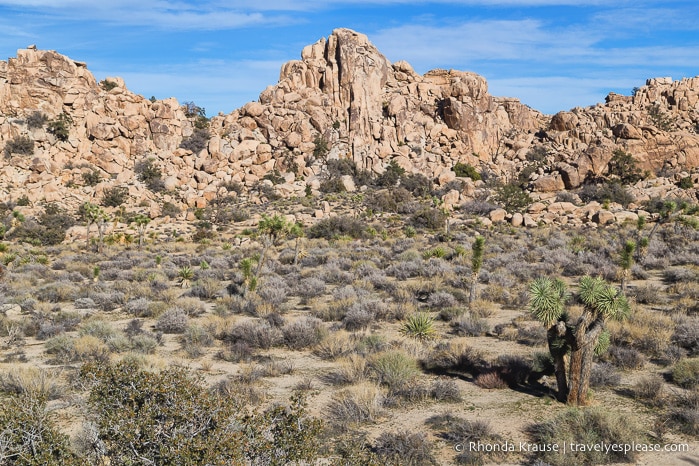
[{"xmin": 0, "ymin": 28, "xmax": 698, "ymax": 232}]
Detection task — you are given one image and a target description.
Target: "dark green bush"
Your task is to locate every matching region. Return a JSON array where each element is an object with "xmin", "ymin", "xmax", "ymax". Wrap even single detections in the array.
[
  {"xmin": 80, "ymin": 361, "xmax": 322, "ymax": 465},
  {"xmin": 81, "ymin": 169, "xmax": 101, "ymax": 186},
  {"xmin": 0, "ymin": 394, "xmax": 80, "ymax": 465},
  {"xmin": 672, "ymin": 358, "xmax": 699, "ymax": 388},
  {"xmin": 578, "ymin": 181, "xmax": 634, "ymax": 207},
  {"xmin": 320, "ymin": 177, "xmax": 347, "ymax": 194},
  {"xmin": 607, "ymin": 149, "xmax": 644, "ymax": 184},
  {"xmin": 376, "ymin": 160, "xmax": 405, "ymax": 187},
  {"xmin": 492, "ymin": 183, "xmax": 532, "ymax": 213},
  {"xmin": 101, "ymin": 186, "xmax": 129, "ymax": 207},
  {"xmin": 679, "ymin": 176, "xmax": 694, "ymax": 189},
  {"xmin": 452, "ymin": 162, "xmax": 481, "ymax": 181},
  {"xmin": 180, "ymin": 128, "xmax": 210, "ymax": 153},
  {"xmin": 135, "ymin": 157, "xmax": 165, "ymax": 192},
  {"xmin": 410, "ymin": 207, "xmax": 447, "ymax": 230},
  {"xmin": 400, "ymin": 173, "xmax": 433, "ymax": 197},
  {"xmin": 327, "ymin": 159, "xmax": 357, "ymax": 178},
  {"xmin": 26, "ymin": 110, "xmax": 48, "ymax": 129},
  {"xmin": 4, "ymin": 135, "xmax": 34, "ymax": 156},
  {"xmin": 161, "ymin": 201, "xmax": 182, "ymax": 218},
  {"xmin": 6, "ymin": 204, "xmax": 75, "ymax": 246},
  {"xmin": 308, "ymin": 216, "xmax": 367, "ymax": 240},
  {"xmin": 100, "ymin": 79, "xmax": 118, "ymax": 91},
  {"xmin": 47, "ymin": 113, "xmax": 72, "ymax": 141}
]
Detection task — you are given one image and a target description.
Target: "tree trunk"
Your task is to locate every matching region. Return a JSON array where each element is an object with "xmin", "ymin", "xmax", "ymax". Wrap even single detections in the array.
[
  {"xmin": 548, "ymin": 321, "xmax": 569, "ymax": 402},
  {"xmin": 293, "ymin": 237, "xmax": 300, "ymax": 267},
  {"xmin": 469, "ymin": 271, "xmax": 478, "ymax": 305},
  {"xmin": 567, "ymin": 314, "xmax": 604, "ymax": 406},
  {"xmin": 86, "ymin": 221, "xmax": 92, "ymax": 250}
]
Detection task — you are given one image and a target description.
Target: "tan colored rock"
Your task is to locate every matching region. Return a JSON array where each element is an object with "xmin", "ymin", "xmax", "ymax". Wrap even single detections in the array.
[
  {"xmin": 511, "ymin": 212, "xmax": 523, "ymax": 227},
  {"xmin": 489, "ymin": 208, "xmax": 507, "ymax": 223},
  {"xmin": 592, "ymin": 210, "xmax": 615, "ymax": 225},
  {"xmin": 532, "ymin": 174, "xmax": 565, "ymax": 192}
]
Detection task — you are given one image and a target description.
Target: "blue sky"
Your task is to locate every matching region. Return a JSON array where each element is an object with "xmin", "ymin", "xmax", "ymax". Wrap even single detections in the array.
[{"xmin": 1, "ymin": 1, "xmax": 698, "ymax": 115}]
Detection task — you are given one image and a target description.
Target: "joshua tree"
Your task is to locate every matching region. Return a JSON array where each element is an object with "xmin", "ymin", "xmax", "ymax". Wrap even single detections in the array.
[
  {"xmin": 82, "ymin": 203, "xmax": 109, "ymax": 252},
  {"xmin": 529, "ymin": 277, "xmax": 570, "ymax": 402},
  {"xmin": 256, "ymin": 214, "xmax": 293, "ymax": 277},
  {"xmin": 132, "ymin": 214, "xmax": 151, "ymax": 249},
  {"xmin": 529, "ymin": 276, "xmax": 630, "ymax": 405},
  {"xmin": 619, "ymin": 240, "xmax": 635, "ymax": 294},
  {"xmin": 469, "ymin": 235, "xmax": 485, "ymax": 305}
]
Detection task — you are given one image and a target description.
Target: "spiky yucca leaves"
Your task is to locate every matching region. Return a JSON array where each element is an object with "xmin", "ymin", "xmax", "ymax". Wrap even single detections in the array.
[
  {"xmin": 400, "ymin": 313, "xmax": 436, "ymax": 342},
  {"xmin": 529, "ymin": 277, "xmax": 568, "ymax": 327},
  {"xmin": 578, "ymin": 275, "xmax": 630, "ymax": 321}
]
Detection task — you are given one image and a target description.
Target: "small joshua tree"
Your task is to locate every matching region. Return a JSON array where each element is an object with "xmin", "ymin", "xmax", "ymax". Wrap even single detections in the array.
[
  {"xmin": 470, "ymin": 236, "xmax": 485, "ymax": 305},
  {"xmin": 132, "ymin": 213, "xmax": 150, "ymax": 249},
  {"xmin": 619, "ymin": 240, "xmax": 635, "ymax": 294}
]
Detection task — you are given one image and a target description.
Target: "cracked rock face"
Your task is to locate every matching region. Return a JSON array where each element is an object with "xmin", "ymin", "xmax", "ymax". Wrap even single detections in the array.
[{"xmin": 0, "ymin": 29, "xmax": 698, "ymax": 217}]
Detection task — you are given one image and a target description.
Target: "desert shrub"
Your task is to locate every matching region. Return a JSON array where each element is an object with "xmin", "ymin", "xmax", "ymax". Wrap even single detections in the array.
[
  {"xmin": 26, "ymin": 110, "xmax": 48, "ymax": 129},
  {"xmin": 516, "ymin": 323, "xmax": 547, "ymax": 346},
  {"xmin": 295, "ymin": 277, "xmax": 326, "ymax": 302},
  {"xmin": 409, "ymin": 207, "xmax": 447, "ymax": 230},
  {"xmin": 606, "ymin": 345, "xmax": 645, "ymax": 370},
  {"xmin": 633, "ymin": 374, "xmax": 665, "ymax": 405},
  {"xmin": 225, "ymin": 320, "xmax": 282, "ymax": 349},
  {"xmin": 400, "ymin": 173, "xmax": 433, "ymax": 197},
  {"xmin": 321, "ymin": 354, "xmax": 368, "ymax": 386},
  {"xmin": 135, "ymin": 157, "xmax": 165, "ymax": 192},
  {"xmin": 368, "ymin": 350, "xmax": 420, "ymax": 390},
  {"xmin": 181, "ymin": 324, "xmax": 215, "ymax": 358},
  {"xmin": 422, "ymin": 340, "xmax": 487, "ymax": 375},
  {"xmin": 673, "ymin": 317, "xmax": 699, "ymax": 356},
  {"xmin": 427, "ymin": 414, "xmax": 506, "ymax": 465},
  {"xmin": 632, "ymin": 284, "xmax": 663, "ymax": 304},
  {"xmin": 81, "ymin": 168, "xmax": 101, "ymax": 186},
  {"xmin": 188, "ymin": 278, "xmax": 221, "ymax": 300},
  {"xmin": 451, "ymin": 315, "xmax": 489, "ymax": 336},
  {"xmin": 666, "ymin": 390, "xmax": 699, "ymax": 436},
  {"xmin": 4, "ymin": 135, "xmax": 34, "ymax": 156},
  {"xmin": 101, "ymin": 186, "xmax": 129, "ymax": 207},
  {"xmin": 154, "ymin": 308, "xmax": 189, "ymax": 334},
  {"xmin": 376, "ymin": 160, "xmax": 405, "ymax": 187},
  {"xmin": 527, "ymin": 408, "xmax": 643, "ymax": 465},
  {"xmin": 326, "ymin": 383, "xmax": 382, "ymax": 430},
  {"xmin": 460, "ymin": 199, "xmax": 499, "ymax": 216},
  {"xmin": 180, "ymin": 128, "xmax": 210, "ymax": 153},
  {"xmin": 131, "ymin": 333, "xmax": 159, "ymax": 354},
  {"xmin": 496, "ymin": 354, "xmax": 532, "ymax": 387},
  {"xmin": 257, "ymin": 275, "xmax": 289, "ymax": 306},
  {"xmin": 578, "ymin": 181, "xmax": 634, "ymax": 207},
  {"xmin": 475, "ymin": 370, "xmax": 508, "ymax": 389},
  {"xmin": 672, "ymin": 358, "xmax": 699, "ymax": 388},
  {"xmin": 81, "ymin": 361, "xmax": 321, "ymax": 465},
  {"xmin": 0, "ymin": 394, "xmax": 80, "ymax": 465},
  {"xmin": 308, "ymin": 216, "xmax": 367, "ymax": 239},
  {"xmin": 79, "ymin": 319, "xmax": 117, "ymax": 342},
  {"xmin": 161, "ymin": 201, "xmax": 182, "ymax": 218},
  {"xmin": 282, "ymin": 316, "xmax": 325, "ymax": 350},
  {"xmin": 314, "ymin": 331, "xmax": 354, "ymax": 360},
  {"xmin": 492, "ymin": 183, "xmax": 532, "ymax": 213},
  {"xmin": 343, "ymin": 300, "xmax": 377, "ymax": 331},
  {"xmin": 429, "ymin": 377, "xmax": 461, "ymax": 401},
  {"xmin": 124, "ymin": 297, "xmax": 151, "ymax": 317},
  {"xmin": 47, "ymin": 112, "xmax": 72, "ymax": 141},
  {"xmin": 589, "ymin": 363, "xmax": 621, "ymax": 388},
  {"xmin": 607, "ymin": 149, "xmax": 644, "ymax": 184},
  {"xmin": 0, "ymin": 367, "xmax": 64, "ymax": 400},
  {"xmin": 373, "ymin": 431, "xmax": 437, "ymax": 466},
  {"xmin": 452, "ymin": 162, "xmax": 481, "ymax": 180}
]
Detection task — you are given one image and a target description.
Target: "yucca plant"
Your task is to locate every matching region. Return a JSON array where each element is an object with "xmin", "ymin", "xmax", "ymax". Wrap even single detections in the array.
[
  {"xmin": 400, "ymin": 312, "xmax": 436, "ymax": 342},
  {"xmin": 178, "ymin": 266, "xmax": 194, "ymax": 288}
]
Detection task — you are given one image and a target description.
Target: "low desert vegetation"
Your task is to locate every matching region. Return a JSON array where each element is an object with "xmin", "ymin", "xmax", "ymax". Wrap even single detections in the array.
[{"xmin": 0, "ymin": 184, "xmax": 697, "ymax": 465}]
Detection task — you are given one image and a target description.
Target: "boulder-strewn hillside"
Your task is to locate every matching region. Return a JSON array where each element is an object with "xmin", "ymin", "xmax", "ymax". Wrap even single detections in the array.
[{"xmin": 1, "ymin": 28, "xmax": 698, "ymax": 224}]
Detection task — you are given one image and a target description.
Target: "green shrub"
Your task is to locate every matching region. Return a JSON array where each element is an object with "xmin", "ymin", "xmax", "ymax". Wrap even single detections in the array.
[
  {"xmin": 135, "ymin": 157, "xmax": 165, "ymax": 191},
  {"xmin": 313, "ymin": 136, "xmax": 329, "ymax": 160},
  {"xmin": 452, "ymin": 162, "xmax": 481, "ymax": 181},
  {"xmin": 308, "ymin": 216, "xmax": 367, "ymax": 240},
  {"xmin": 527, "ymin": 407, "xmax": 643, "ymax": 465},
  {"xmin": 492, "ymin": 183, "xmax": 532, "ymax": 213},
  {"xmin": 26, "ymin": 110, "xmax": 48, "ymax": 129},
  {"xmin": 376, "ymin": 160, "xmax": 405, "ymax": 187},
  {"xmin": 578, "ymin": 181, "xmax": 634, "ymax": 208},
  {"xmin": 47, "ymin": 113, "xmax": 72, "ymax": 141},
  {"xmin": 100, "ymin": 79, "xmax": 118, "ymax": 91},
  {"xmin": 0, "ymin": 394, "xmax": 80, "ymax": 465},
  {"xmin": 4, "ymin": 135, "xmax": 34, "ymax": 156},
  {"xmin": 400, "ymin": 173, "xmax": 433, "ymax": 197},
  {"xmin": 672, "ymin": 358, "xmax": 699, "ymax": 388},
  {"xmin": 607, "ymin": 149, "xmax": 644, "ymax": 184},
  {"xmin": 80, "ymin": 361, "xmax": 322, "ymax": 465},
  {"xmin": 81, "ymin": 169, "xmax": 101, "ymax": 186},
  {"xmin": 180, "ymin": 128, "xmax": 210, "ymax": 153},
  {"xmin": 678, "ymin": 176, "xmax": 694, "ymax": 189},
  {"xmin": 409, "ymin": 207, "xmax": 447, "ymax": 230},
  {"xmin": 368, "ymin": 350, "xmax": 420, "ymax": 390},
  {"xmin": 101, "ymin": 186, "xmax": 129, "ymax": 207}
]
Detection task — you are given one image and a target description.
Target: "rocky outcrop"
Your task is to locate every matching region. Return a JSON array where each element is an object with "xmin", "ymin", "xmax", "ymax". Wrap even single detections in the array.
[{"xmin": 0, "ymin": 29, "xmax": 698, "ymax": 231}]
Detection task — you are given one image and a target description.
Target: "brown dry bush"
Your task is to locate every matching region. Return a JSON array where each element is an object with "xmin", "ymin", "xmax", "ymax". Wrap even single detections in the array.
[{"xmin": 475, "ymin": 370, "xmax": 508, "ymax": 389}]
